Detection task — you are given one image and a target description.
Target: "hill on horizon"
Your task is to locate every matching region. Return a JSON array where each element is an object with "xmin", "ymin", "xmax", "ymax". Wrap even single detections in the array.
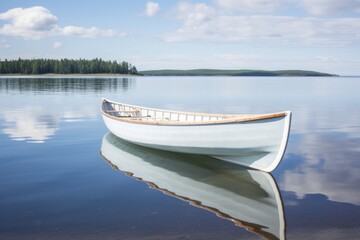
[{"xmin": 139, "ymin": 69, "xmax": 337, "ymax": 77}]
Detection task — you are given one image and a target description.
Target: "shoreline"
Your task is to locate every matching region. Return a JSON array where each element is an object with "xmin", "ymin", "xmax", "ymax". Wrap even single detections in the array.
[
  {"xmin": 0, "ymin": 69, "xmax": 339, "ymax": 77},
  {"xmin": 0, "ymin": 74, "xmax": 342, "ymax": 77},
  {"xmin": 139, "ymin": 69, "xmax": 338, "ymax": 77}
]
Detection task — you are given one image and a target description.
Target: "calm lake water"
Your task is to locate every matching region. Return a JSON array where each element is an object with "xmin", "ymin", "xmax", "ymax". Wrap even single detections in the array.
[{"xmin": 0, "ymin": 76, "xmax": 359, "ymax": 239}]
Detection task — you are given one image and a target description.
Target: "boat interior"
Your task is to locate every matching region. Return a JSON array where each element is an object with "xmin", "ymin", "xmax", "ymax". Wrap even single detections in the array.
[
  {"xmin": 102, "ymin": 100, "xmax": 241, "ymax": 123},
  {"xmin": 101, "ymin": 99, "xmax": 286, "ymax": 124}
]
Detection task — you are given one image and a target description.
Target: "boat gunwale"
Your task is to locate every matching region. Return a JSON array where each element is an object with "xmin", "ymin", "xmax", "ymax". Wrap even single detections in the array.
[{"xmin": 101, "ymin": 98, "xmax": 288, "ymax": 126}]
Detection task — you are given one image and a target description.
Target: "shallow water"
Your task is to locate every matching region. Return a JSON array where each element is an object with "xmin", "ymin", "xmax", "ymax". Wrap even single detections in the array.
[{"xmin": 0, "ymin": 76, "xmax": 359, "ymax": 239}]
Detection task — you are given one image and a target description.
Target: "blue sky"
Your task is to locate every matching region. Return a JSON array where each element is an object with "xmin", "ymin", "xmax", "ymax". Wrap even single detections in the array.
[{"xmin": 0, "ymin": 0, "xmax": 359, "ymax": 75}]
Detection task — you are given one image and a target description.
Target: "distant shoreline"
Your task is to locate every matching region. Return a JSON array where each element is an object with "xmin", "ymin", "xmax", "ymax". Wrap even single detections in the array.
[
  {"xmin": 0, "ymin": 58, "xmax": 338, "ymax": 77},
  {"xmin": 139, "ymin": 69, "xmax": 338, "ymax": 77},
  {"xmin": 0, "ymin": 70, "xmax": 339, "ymax": 77}
]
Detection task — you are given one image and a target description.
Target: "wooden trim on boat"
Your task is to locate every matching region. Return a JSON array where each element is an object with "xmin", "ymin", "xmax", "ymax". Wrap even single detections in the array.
[
  {"xmin": 101, "ymin": 99, "xmax": 287, "ymax": 126},
  {"xmin": 102, "ymin": 111, "xmax": 286, "ymax": 125}
]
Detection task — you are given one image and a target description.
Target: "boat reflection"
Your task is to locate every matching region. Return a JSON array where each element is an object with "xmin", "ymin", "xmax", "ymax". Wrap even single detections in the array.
[{"xmin": 100, "ymin": 132, "xmax": 286, "ymax": 240}]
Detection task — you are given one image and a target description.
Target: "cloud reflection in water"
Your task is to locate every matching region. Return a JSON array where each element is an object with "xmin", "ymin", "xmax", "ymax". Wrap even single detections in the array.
[
  {"xmin": 2, "ymin": 108, "xmax": 59, "ymax": 143},
  {"xmin": 1, "ymin": 107, "xmax": 98, "ymax": 143},
  {"xmin": 279, "ymin": 130, "xmax": 360, "ymax": 206}
]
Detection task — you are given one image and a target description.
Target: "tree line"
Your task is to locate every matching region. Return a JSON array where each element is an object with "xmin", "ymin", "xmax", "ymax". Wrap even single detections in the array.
[{"xmin": 0, "ymin": 58, "xmax": 138, "ymax": 75}]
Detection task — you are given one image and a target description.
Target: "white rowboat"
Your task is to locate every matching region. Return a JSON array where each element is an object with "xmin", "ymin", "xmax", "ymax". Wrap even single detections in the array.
[{"xmin": 101, "ymin": 98, "xmax": 292, "ymax": 172}]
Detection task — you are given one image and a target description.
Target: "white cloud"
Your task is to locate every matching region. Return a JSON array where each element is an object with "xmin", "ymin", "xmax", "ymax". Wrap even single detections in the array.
[
  {"xmin": 0, "ymin": 6, "xmax": 58, "ymax": 39},
  {"xmin": 53, "ymin": 41, "xmax": 63, "ymax": 48},
  {"xmin": 300, "ymin": 0, "xmax": 360, "ymax": 16},
  {"xmin": 0, "ymin": 6, "xmax": 58, "ymax": 31},
  {"xmin": 164, "ymin": 3, "xmax": 360, "ymax": 46},
  {"xmin": 313, "ymin": 56, "xmax": 336, "ymax": 62},
  {"xmin": 0, "ymin": 6, "xmax": 122, "ymax": 39},
  {"xmin": 144, "ymin": 1, "xmax": 160, "ymax": 17},
  {"xmin": 61, "ymin": 26, "xmax": 118, "ymax": 38},
  {"xmin": 216, "ymin": 0, "xmax": 281, "ymax": 13},
  {"xmin": 175, "ymin": 2, "xmax": 216, "ymax": 23},
  {"xmin": 0, "ymin": 39, "xmax": 10, "ymax": 48},
  {"xmin": 215, "ymin": 0, "xmax": 360, "ymax": 15}
]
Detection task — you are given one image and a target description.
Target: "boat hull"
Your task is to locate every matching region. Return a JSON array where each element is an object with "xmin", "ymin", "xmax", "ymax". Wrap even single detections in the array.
[{"xmin": 102, "ymin": 110, "xmax": 291, "ymax": 172}]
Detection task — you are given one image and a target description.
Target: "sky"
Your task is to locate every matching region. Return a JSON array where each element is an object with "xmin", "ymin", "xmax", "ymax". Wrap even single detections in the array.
[{"xmin": 0, "ymin": 0, "xmax": 360, "ymax": 75}]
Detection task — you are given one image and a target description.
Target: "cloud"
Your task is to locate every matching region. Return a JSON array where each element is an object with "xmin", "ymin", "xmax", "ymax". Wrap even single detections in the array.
[
  {"xmin": 53, "ymin": 41, "xmax": 63, "ymax": 48},
  {"xmin": 214, "ymin": 0, "xmax": 360, "ymax": 15},
  {"xmin": 0, "ymin": 6, "xmax": 58, "ymax": 39},
  {"xmin": 61, "ymin": 26, "xmax": 119, "ymax": 38},
  {"xmin": 300, "ymin": 0, "xmax": 360, "ymax": 16},
  {"xmin": 0, "ymin": 6, "xmax": 122, "ymax": 39},
  {"xmin": 216, "ymin": 0, "xmax": 281, "ymax": 13},
  {"xmin": 0, "ymin": 39, "xmax": 10, "ymax": 48},
  {"xmin": 175, "ymin": 2, "xmax": 216, "ymax": 22},
  {"xmin": 144, "ymin": 1, "xmax": 160, "ymax": 17},
  {"xmin": 313, "ymin": 56, "xmax": 336, "ymax": 62},
  {"xmin": 0, "ymin": 6, "xmax": 58, "ymax": 31},
  {"xmin": 163, "ymin": 3, "xmax": 360, "ymax": 46}
]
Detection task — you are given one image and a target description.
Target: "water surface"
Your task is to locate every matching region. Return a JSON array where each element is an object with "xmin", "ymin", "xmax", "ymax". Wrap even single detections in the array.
[{"xmin": 0, "ymin": 76, "xmax": 359, "ymax": 239}]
